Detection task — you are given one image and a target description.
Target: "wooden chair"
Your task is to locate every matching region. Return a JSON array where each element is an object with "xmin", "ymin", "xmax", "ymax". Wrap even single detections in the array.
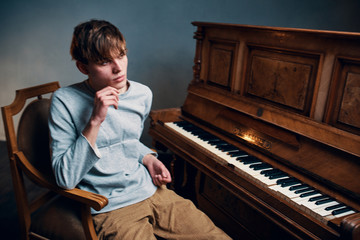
[{"xmin": 2, "ymin": 82, "xmax": 108, "ymax": 240}]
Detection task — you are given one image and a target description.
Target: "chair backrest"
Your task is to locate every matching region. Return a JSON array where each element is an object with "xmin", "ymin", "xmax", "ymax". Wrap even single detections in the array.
[
  {"xmin": 17, "ymin": 98, "xmax": 53, "ymax": 180},
  {"xmin": 2, "ymin": 82, "xmax": 60, "ymax": 239}
]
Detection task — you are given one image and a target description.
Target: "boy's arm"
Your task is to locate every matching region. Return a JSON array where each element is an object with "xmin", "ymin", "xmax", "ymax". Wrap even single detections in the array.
[
  {"xmin": 49, "ymin": 94, "xmax": 100, "ymax": 189},
  {"xmin": 49, "ymin": 86, "xmax": 120, "ymax": 189}
]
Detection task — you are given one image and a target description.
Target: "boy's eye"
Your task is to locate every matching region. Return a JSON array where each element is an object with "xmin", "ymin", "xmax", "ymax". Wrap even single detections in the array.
[
  {"xmin": 119, "ymin": 52, "xmax": 127, "ymax": 58},
  {"xmin": 100, "ymin": 61, "xmax": 109, "ymax": 65}
]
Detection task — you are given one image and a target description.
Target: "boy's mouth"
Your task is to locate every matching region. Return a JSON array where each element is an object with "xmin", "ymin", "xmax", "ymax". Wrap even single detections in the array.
[{"xmin": 113, "ymin": 75, "xmax": 125, "ymax": 82}]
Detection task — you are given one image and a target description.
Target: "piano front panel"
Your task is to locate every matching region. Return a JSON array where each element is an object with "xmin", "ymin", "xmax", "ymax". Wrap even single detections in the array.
[
  {"xmin": 245, "ymin": 45, "xmax": 320, "ymax": 116},
  {"xmin": 195, "ymin": 22, "xmax": 360, "ymax": 126},
  {"xmin": 207, "ymin": 40, "xmax": 236, "ymax": 90},
  {"xmin": 325, "ymin": 57, "xmax": 360, "ymax": 136}
]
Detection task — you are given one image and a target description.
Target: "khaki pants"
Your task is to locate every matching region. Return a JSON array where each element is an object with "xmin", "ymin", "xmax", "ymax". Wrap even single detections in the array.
[{"xmin": 93, "ymin": 185, "xmax": 232, "ymax": 240}]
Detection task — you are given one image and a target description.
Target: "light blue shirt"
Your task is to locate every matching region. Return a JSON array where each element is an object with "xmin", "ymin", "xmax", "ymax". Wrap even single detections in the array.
[{"xmin": 48, "ymin": 80, "xmax": 157, "ymax": 214}]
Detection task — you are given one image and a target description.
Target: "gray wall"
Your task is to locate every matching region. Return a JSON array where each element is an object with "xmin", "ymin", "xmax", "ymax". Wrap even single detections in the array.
[{"xmin": 1, "ymin": 0, "xmax": 360, "ymax": 147}]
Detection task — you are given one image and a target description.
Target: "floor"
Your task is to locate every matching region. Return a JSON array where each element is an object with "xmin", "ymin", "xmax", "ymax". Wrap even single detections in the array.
[{"xmin": 0, "ymin": 141, "xmax": 21, "ymax": 239}]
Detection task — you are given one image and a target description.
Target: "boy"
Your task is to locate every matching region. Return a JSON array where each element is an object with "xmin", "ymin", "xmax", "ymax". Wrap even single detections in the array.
[{"xmin": 48, "ymin": 19, "xmax": 231, "ymax": 239}]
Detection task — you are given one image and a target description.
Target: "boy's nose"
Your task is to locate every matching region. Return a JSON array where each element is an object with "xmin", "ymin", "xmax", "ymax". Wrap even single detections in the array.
[{"xmin": 112, "ymin": 59, "xmax": 122, "ymax": 73}]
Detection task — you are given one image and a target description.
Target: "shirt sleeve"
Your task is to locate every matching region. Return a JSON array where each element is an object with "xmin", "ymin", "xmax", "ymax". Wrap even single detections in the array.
[
  {"xmin": 48, "ymin": 91, "xmax": 100, "ymax": 189},
  {"xmin": 138, "ymin": 85, "xmax": 158, "ymax": 163}
]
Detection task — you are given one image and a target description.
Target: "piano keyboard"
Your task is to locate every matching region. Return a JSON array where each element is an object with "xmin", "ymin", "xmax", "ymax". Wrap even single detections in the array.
[{"xmin": 165, "ymin": 120, "xmax": 357, "ymax": 223}]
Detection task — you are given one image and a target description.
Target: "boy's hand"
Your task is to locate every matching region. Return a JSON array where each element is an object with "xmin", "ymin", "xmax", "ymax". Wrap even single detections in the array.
[
  {"xmin": 91, "ymin": 86, "xmax": 120, "ymax": 124},
  {"xmin": 142, "ymin": 154, "xmax": 172, "ymax": 186},
  {"xmin": 82, "ymin": 86, "xmax": 119, "ymax": 147}
]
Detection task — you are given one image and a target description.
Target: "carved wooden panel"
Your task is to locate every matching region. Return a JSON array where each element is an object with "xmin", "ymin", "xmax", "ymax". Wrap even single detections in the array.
[
  {"xmin": 325, "ymin": 58, "xmax": 360, "ymax": 135},
  {"xmin": 207, "ymin": 41, "xmax": 235, "ymax": 90},
  {"xmin": 339, "ymin": 72, "xmax": 360, "ymax": 128},
  {"xmin": 245, "ymin": 46, "xmax": 319, "ymax": 116}
]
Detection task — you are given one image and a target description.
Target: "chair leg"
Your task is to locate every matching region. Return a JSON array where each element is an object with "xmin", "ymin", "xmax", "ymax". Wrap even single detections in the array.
[
  {"xmin": 81, "ymin": 205, "xmax": 98, "ymax": 240},
  {"xmin": 10, "ymin": 160, "xmax": 31, "ymax": 240}
]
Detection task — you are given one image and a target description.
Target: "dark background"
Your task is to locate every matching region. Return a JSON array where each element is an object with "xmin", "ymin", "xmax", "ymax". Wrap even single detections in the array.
[{"xmin": 1, "ymin": 0, "xmax": 360, "ymax": 238}]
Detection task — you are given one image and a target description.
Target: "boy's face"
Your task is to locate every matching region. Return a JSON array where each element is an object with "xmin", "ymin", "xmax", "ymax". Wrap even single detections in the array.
[{"xmin": 79, "ymin": 55, "xmax": 129, "ymax": 93}]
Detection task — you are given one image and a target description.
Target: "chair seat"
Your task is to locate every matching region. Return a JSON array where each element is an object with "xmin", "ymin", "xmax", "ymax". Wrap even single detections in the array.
[{"xmin": 30, "ymin": 195, "xmax": 87, "ymax": 240}]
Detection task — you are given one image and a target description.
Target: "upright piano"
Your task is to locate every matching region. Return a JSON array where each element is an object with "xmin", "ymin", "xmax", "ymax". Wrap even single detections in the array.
[{"xmin": 149, "ymin": 22, "xmax": 360, "ymax": 239}]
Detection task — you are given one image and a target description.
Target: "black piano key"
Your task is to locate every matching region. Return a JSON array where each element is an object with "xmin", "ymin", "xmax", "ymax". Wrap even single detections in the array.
[
  {"xmin": 236, "ymin": 154, "xmax": 250, "ymax": 159},
  {"xmin": 248, "ymin": 163, "xmax": 264, "ymax": 169},
  {"xmin": 195, "ymin": 134, "xmax": 210, "ymax": 139},
  {"xmin": 281, "ymin": 180, "xmax": 301, "ymax": 188},
  {"xmin": 325, "ymin": 203, "xmax": 346, "ymax": 211},
  {"xmin": 241, "ymin": 160, "xmax": 262, "ymax": 165},
  {"xmin": 266, "ymin": 170, "xmax": 287, "ymax": 178},
  {"xmin": 294, "ymin": 187, "xmax": 313, "ymax": 194},
  {"xmin": 218, "ymin": 144, "xmax": 239, "ymax": 152},
  {"xmin": 226, "ymin": 150, "xmax": 241, "ymax": 155},
  {"xmin": 251, "ymin": 163, "xmax": 272, "ymax": 170},
  {"xmin": 189, "ymin": 128, "xmax": 205, "ymax": 133},
  {"xmin": 207, "ymin": 138, "xmax": 223, "ymax": 144},
  {"xmin": 200, "ymin": 135, "xmax": 218, "ymax": 142},
  {"xmin": 230, "ymin": 151, "xmax": 249, "ymax": 157},
  {"xmin": 268, "ymin": 173, "xmax": 288, "ymax": 180},
  {"xmin": 211, "ymin": 140, "xmax": 228, "ymax": 146},
  {"xmin": 181, "ymin": 125, "xmax": 198, "ymax": 130},
  {"xmin": 280, "ymin": 177, "xmax": 301, "ymax": 187},
  {"xmin": 266, "ymin": 170, "xmax": 285, "ymax": 177},
  {"xmin": 174, "ymin": 121, "xmax": 189, "ymax": 127},
  {"xmin": 332, "ymin": 207, "xmax": 353, "ymax": 216},
  {"xmin": 237, "ymin": 156, "xmax": 254, "ymax": 161},
  {"xmin": 240, "ymin": 157, "xmax": 262, "ymax": 165},
  {"xmin": 308, "ymin": 195, "xmax": 329, "ymax": 202},
  {"xmin": 201, "ymin": 135, "xmax": 219, "ymax": 141},
  {"xmin": 186, "ymin": 128, "xmax": 202, "ymax": 133},
  {"xmin": 260, "ymin": 169, "xmax": 280, "ymax": 176},
  {"xmin": 299, "ymin": 190, "xmax": 319, "ymax": 198},
  {"xmin": 276, "ymin": 177, "xmax": 297, "ymax": 185},
  {"xmin": 315, "ymin": 198, "xmax": 334, "ymax": 205},
  {"xmin": 225, "ymin": 148, "xmax": 243, "ymax": 154},
  {"xmin": 289, "ymin": 184, "xmax": 309, "ymax": 191}
]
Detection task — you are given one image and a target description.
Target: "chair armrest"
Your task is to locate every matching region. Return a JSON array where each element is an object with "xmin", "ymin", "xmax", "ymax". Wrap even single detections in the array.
[
  {"xmin": 14, "ymin": 151, "xmax": 108, "ymax": 211},
  {"xmin": 61, "ymin": 188, "xmax": 108, "ymax": 211}
]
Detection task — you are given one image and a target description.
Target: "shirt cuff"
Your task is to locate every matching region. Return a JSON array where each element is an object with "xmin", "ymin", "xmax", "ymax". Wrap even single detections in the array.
[
  {"xmin": 137, "ymin": 143, "xmax": 158, "ymax": 164},
  {"xmin": 81, "ymin": 133, "xmax": 102, "ymax": 158}
]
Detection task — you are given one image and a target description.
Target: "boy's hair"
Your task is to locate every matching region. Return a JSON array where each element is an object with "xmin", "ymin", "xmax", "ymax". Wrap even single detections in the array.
[{"xmin": 70, "ymin": 19, "xmax": 127, "ymax": 64}]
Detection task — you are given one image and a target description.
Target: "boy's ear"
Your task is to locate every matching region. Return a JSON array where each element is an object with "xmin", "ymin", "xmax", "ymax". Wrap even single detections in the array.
[{"xmin": 76, "ymin": 61, "xmax": 89, "ymax": 75}]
